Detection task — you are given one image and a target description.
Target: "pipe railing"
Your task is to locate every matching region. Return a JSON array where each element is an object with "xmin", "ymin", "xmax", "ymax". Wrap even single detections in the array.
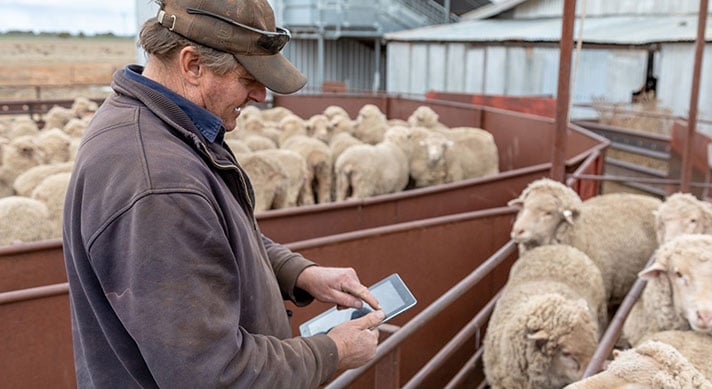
[{"xmin": 325, "ymin": 240, "xmax": 517, "ymax": 388}]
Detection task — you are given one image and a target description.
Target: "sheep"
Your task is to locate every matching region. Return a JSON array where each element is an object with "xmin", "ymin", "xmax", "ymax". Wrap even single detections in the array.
[
  {"xmin": 70, "ymin": 96, "xmax": 98, "ymax": 118},
  {"xmin": 0, "ymin": 135, "xmax": 46, "ymax": 197},
  {"xmin": 639, "ymin": 330, "xmax": 712, "ymax": 377},
  {"xmin": 387, "ymin": 126, "xmax": 449, "ymax": 188},
  {"xmin": 3, "ymin": 117, "xmax": 40, "ymax": 140},
  {"xmin": 260, "ymin": 106, "xmax": 294, "ymax": 124},
  {"xmin": 322, "ymin": 105, "xmax": 350, "ymax": 121},
  {"xmin": 0, "ymin": 196, "xmax": 54, "ymax": 246},
  {"xmin": 328, "ymin": 132, "xmax": 364, "ymax": 165},
  {"xmin": 68, "ymin": 137, "xmax": 82, "ymax": 161},
  {"xmin": 277, "ymin": 114, "xmax": 308, "ymax": 146},
  {"xmin": 281, "ymin": 135, "xmax": 333, "ymax": 205},
  {"xmin": 483, "ymin": 244, "xmax": 605, "ymax": 389},
  {"xmin": 621, "ymin": 234, "xmax": 712, "ymax": 347},
  {"xmin": 234, "ymin": 104, "xmax": 262, "ymax": 131},
  {"xmin": 565, "ymin": 337, "xmax": 712, "ymax": 389},
  {"xmin": 224, "ymin": 138, "xmax": 252, "ymax": 156},
  {"xmin": 13, "ymin": 161, "xmax": 74, "ymax": 197},
  {"xmin": 508, "ymin": 178, "xmax": 661, "ymax": 305},
  {"xmin": 655, "ymin": 192, "xmax": 712, "ymax": 244},
  {"xmin": 35, "ymin": 127, "xmax": 72, "ymax": 163},
  {"xmin": 352, "ymin": 104, "xmax": 388, "ymax": 145},
  {"xmin": 63, "ymin": 117, "xmax": 90, "ymax": 138},
  {"xmin": 241, "ymin": 134, "xmax": 277, "ymax": 151},
  {"xmin": 31, "ymin": 171, "xmax": 71, "ymax": 238},
  {"xmin": 306, "ymin": 114, "xmax": 330, "ymax": 143},
  {"xmin": 407, "ymin": 105, "xmax": 447, "ymax": 131},
  {"xmin": 333, "ymin": 128, "xmax": 410, "ymax": 201},
  {"xmin": 328, "ymin": 115, "xmax": 355, "ymax": 138},
  {"xmin": 238, "ymin": 152, "xmax": 289, "ymax": 212},
  {"xmin": 436, "ymin": 126, "xmax": 499, "ymax": 182},
  {"xmin": 43, "ymin": 105, "xmax": 76, "ymax": 130},
  {"xmin": 255, "ymin": 149, "xmax": 309, "ymax": 208}
]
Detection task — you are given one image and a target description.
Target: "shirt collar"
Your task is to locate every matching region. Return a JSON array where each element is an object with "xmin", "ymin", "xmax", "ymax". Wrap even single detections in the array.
[{"xmin": 125, "ymin": 65, "xmax": 224, "ymax": 143}]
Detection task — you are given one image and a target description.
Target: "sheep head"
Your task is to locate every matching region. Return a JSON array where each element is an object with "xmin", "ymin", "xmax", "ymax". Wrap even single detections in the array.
[
  {"xmin": 639, "ymin": 234, "xmax": 712, "ymax": 334},
  {"xmin": 523, "ymin": 295, "xmax": 598, "ymax": 388},
  {"xmin": 655, "ymin": 192, "xmax": 712, "ymax": 244},
  {"xmin": 509, "ymin": 178, "xmax": 583, "ymax": 252}
]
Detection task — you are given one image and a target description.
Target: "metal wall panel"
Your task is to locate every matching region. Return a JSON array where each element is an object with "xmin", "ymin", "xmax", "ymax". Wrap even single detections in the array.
[{"xmin": 513, "ymin": 0, "xmax": 703, "ymax": 19}]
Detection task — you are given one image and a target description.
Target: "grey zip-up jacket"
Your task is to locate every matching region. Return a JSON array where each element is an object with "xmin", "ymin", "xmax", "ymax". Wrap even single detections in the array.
[{"xmin": 62, "ymin": 66, "xmax": 338, "ymax": 388}]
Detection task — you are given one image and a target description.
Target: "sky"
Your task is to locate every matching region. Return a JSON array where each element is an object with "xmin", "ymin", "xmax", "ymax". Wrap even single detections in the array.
[{"xmin": 0, "ymin": 0, "xmax": 142, "ymax": 36}]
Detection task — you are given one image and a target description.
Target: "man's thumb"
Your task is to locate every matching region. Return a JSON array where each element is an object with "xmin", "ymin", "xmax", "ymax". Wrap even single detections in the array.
[{"xmin": 355, "ymin": 310, "xmax": 385, "ymax": 329}]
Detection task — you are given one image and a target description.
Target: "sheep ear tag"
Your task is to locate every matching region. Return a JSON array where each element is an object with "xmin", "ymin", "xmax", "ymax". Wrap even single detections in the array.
[
  {"xmin": 507, "ymin": 198, "xmax": 523, "ymax": 209},
  {"xmin": 563, "ymin": 209, "xmax": 575, "ymax": 225}
]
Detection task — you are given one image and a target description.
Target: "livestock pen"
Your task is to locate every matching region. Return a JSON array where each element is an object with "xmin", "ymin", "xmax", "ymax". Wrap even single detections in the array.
[{"xmin": 0, "ymin": 93, "xmax": 611, "ymax": 388}]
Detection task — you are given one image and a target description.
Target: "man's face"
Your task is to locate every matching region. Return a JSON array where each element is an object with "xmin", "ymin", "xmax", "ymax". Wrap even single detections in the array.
[{"xmin": 199, "ymin": 63, "xmax": 266, "ymax": 131}]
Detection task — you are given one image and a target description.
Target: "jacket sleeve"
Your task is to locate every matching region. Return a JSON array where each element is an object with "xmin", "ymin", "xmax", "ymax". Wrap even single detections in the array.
[
  {"xmin": 262, "ymin": 234, "xmax": 318, "ymax": 306},
  {"xmin": 88, "ymin": 192, "xmax": 338, "ymax": 388}
]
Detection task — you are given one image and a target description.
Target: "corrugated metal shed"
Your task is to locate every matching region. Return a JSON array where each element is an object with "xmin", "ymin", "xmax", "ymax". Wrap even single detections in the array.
[{"xmin": 385, "ymin": 15, "xmax": 712, "ymax": 45}]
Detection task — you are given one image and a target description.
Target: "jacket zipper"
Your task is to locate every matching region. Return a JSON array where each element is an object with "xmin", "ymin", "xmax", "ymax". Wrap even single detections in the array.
[{"xmin": 196, "ymin": 142, "xmax": 255, "ymax": 218}]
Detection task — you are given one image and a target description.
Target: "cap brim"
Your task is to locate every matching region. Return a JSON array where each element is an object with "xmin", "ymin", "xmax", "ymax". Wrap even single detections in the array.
[{"xmin": 234, "ymin": 52, "xmax": 307, "ymax": 95}]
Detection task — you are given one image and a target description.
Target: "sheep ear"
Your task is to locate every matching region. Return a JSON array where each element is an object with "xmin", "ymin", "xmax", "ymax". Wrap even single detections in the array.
[
  {"xmin": 563, "ymin": 209, "xmax": 575, "ymax": 225},
  {"xmin": 612, "ymin": 349, "xmax": 622, "ymax": 359},
  {"xmin": 638, "ymin": 258, "xmax": 667, "ymax": 280},
  {"xmin": 508, "ymin": 198, "xmax": 524, "ymax": 209},
  {"xmin": 527, "ymin": 330, "xmax": 550, "ymax": 351}
]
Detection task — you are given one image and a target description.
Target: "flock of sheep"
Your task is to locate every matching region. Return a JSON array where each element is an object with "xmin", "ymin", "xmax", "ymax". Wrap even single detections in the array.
[
  {"xmin": 484, "ymin": 178, "xmax": 712, "ymax": 388},
  {"xmin": 0, "ymin": 101, "xmax": 499, "ymax": 246}
]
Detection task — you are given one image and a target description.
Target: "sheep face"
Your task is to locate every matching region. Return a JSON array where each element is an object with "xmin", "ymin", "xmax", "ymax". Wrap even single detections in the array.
[
  {"xmin": 640, "ymin": 234, "xmax": 712, "ymax": 333},
  {"xmin": 654, "ymin": 193, "xmax": 712, "ymax": 244},
  {"xmin": 524, "ymin": 297, "xmax": 598, "ymax": 388},
  {"xmin": 509, "ymin": 193, "xmax": 579, "ymax": 252}
]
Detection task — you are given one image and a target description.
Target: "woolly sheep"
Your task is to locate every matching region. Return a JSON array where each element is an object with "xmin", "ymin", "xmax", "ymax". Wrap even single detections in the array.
[
  {"xmin": 70, "ymin": 96, "xmax": 98, "ymax": 118},
  {"xmin": 43, "ymin": 105, "xmax": 76, "ymax": 130},
  {"xmin": 328, "ymin": 115, "xmax": 355, "ymax": 137},
  {"xmin": 306, "ymin": 114, "xmax": 330, "ymax": 143},
  {"xmin": 35, "ymin": 127, "xmax": 72, "ymax": 163},
  {"xmin": 255, "ymin": 149, "xmax": 309, "ymax": 208},
  {"xmin": 238, "ymin": 152, "xmax": 289, "ymax": 212},
  {"xmin": 483, "ymin": 244, "xmax": 605, "ymax": 389},
  {"xmin": 13, "ymin": 161, "xmax": 74, "ymax": 197},
  {"xmin": 437, "ymin": 126, "xmax": 499, "ymax": 182},
  {"xmin": 639, "ymin": 330, "xmax": 712, "ymax": 376},
  {"xmin": 0, "ymin": 135, "xmax": 46, "ymax": 197},
  {"xmin": 68, "ymin": 137, "xmax": 81, "ymax": 161},
  {"xmin": 333, "ymin": 128, "xmax": 409, "ymax": 201},
  {"xmin": 224, "ymin": 138, "xmax": 252, "ymax": 156},
  {"xmin": 322, "ymin": 105, "xmax": 350, "ymax": 121},
  {"xmin": 387, "ymin": 126, "xmax": 449, "ymax": 188},
  {"xmin": 655, "ymin": 192, "xmax": 712, "ymax": 244},
  {"xmin": 0, "ymin": 196, "xmax": 54, "ymax": 246},
  {"xmin": 260, "ymin": 106, "xmax": 294, "ymax": 124},
  {"xmin": 565, "ymin": 337, "xmax": 712, "ymax": 389},
  {"xmin": 242, "ymin": 134, "xmax": 277, "ymax": 151},
  {"xmin": 234, "ymin": 104, "xmax": 262, "ymax": 131},
  {"xmin": 509, "ymin": 178, "xmax": 661, "ymax": 305},
  {"xmin": 63, "ymin": 117, "xmax": 90, "ymax": 138},
  {"xmin": 621, "ymin": 234, "xmax": 712, "ymax": 346},
  {"xmin": 329, "ymin": 132, "xmax": 363, "ymax": 164},
  {"xmin": 4, "ymin": 117, "xmax": 39, "ymax": 139},
  {"xmin": 281, "ymin": 135, "xmax": 333, "ymax": 205},
  {"xmin": 277, "ymin": 114, "xmax": 308, "ymax": 146},
  {"xmin": 31, "ymin": 171, "xmax": 71, "ymax": 238},
  {"xmin": 352, "ymin": 104, "xmax": 388, "ymax": 145},
  {"xmin": 407, "ymin": 105, "xmax": 447, "ymax": 131}
]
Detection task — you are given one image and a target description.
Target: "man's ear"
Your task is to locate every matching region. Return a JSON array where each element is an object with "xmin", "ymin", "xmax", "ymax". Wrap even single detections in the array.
[{"xmin": 178, "ymin": 46, "xmax": 202, "ymax": 86}]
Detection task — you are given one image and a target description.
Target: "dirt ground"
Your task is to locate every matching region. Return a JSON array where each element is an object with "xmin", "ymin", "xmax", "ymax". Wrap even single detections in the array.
[{"xmin": 0, "ymin": 35, "xmax": 137, "ymax": 100}]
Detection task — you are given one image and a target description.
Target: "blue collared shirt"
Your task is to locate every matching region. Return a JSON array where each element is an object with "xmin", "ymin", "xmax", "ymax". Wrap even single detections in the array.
[{"xmin": 124, "ymin": 65, "xmax": 224, "ymax": 143}]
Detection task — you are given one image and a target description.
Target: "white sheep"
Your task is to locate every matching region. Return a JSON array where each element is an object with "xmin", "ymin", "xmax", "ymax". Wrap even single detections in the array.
[
  {"xmin": 322, "ymin": 105, "xmax": 350, "ymax": 121},
  {"xmin": 436, "ymin": 126, "xmax": 499, "ymax": 182},
  {"xmin": 639, "ymin": 330, "xmax": 712, "ymax": 376},
  {"xmin": 234, "ymin": 104, "xmax": 262, "ymax": 131},
  {"xmin": 621, "ymin": 234, "xmax": 712, "ymax": 347},
  {"xmin": 70, "ymin": 96, "xmax": 98, "ymax": 118},
  {"xmin": 483, "ymin": 244, "xmax": 605, "ymax": 389},
  {"xmin": 508, "ymin": 178, "xmax": 661, "ymax": 305},
  {"xmin": 43, "ymin": 105, "xmax": 76, "ymax": 130},
  {"xmin": 63, "ymin": 117, "xmax": 90, "ymax": 138},
  {"xmin": 241, "ymin": 134, "xmax": 277, "ymax": 151},
  {"xmin": 306, "ymin": 114, "xmax": 330, "ymax": 143},
  {"xmin": 328, "ymin": 132, "xmax": 363, "ymax": 165},
  {"xmin": 13, "ymin": 161, "xmax": 74, "ymax": 197},
  {"xmin": 333, "ymin": 128, "xmax": 410, "ymax": 201},
  {"xmin": 407, "ymin": 105, "xmax": 447, "ymax": 131},
  {"xmin": 352, "ymin": 104, "xmax": 388, "ymax": 145},
  {"xmin": 0, "ymin": 196, "xmax": 54, "ymax": 246},
  {"xmin": 388, "ymin": 126, "xmax": 450, "ymax": 188},
  {"xmin": 0, "ymin": 135, "xmax": 46, "ymax": 197},
  {"xmin": 254, "ymin": 149, "xmax": 309, "ymax": 208},
  {"xmin": 238, "ymin": 152, "xmax": 289, "ymax": 212},
  {"xmin": 277, "ymin": 114, "xmax": 308, "ymax": 146},
  {"xmin": 566, "ymin": 336, "xmax": 712, "ymax": 389},
  {"xmin": 35, "ymin": 127, "xmax": 72, "ymax": 163},
  {"xmin": 281, "ymin": 135, "xmax": 333, "ymax": 205},
  {"xmin": 224, "ymin": 138, "xmax": 252, "ymax": 156},
  {"xmin": 655, "ymin": 192, "xmax": 712, "ymax": 244},
  {"xmin": 31, "ymin": 171, "xmax": 71, "ymax": 238},
  {"xmin": 260, "ymin": 106, "xmax": 294, "ymax": 124},
  {"xmin": 3, "ymin": 116, "xmax": 39, "ymax": 139}
]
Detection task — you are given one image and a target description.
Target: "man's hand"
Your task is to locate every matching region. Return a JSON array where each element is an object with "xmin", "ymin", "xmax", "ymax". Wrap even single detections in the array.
[
  {"xmin": 327, "ymin": 310, "xmax": 384, "ymax": 370},
  {"xmin": 296, "ymin": 266, "xmax": 381, "ymax": 310}
]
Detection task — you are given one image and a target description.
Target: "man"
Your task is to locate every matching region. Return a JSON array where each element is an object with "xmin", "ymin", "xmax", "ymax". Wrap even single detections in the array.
[{"xmin": 62, "ymin": 0, "xmax": 384, "ymax": 387}]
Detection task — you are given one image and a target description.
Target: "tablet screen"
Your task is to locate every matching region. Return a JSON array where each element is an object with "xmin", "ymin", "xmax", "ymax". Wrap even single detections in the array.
[{"xmin": 299, "ymin": 273, "xmax": 416, "ymax": 336}]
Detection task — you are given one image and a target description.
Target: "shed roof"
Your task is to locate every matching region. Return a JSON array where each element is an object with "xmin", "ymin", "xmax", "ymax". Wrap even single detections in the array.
[{"xmin": 384, "ymin": 15, "xmax": 712, "ymax": 45}]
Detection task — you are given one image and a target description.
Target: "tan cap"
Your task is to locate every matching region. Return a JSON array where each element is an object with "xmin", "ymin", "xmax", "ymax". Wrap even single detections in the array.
[{"xmin": 157, "ymin": 0, "xmax": 307, "ymax": 94}]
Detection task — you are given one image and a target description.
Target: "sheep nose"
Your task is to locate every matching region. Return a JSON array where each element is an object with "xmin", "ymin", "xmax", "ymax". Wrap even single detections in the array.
[
  {"xmin": 511, "ymin": 227, "xmax": 523, "ymax": 239},
  {"xmin": 696, "ymin": 310, "xmax": 712, "ymax": 329}
]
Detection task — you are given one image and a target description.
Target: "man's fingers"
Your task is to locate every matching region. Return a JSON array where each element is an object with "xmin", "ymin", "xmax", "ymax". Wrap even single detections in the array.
[
  {"xmin": 340, "ymin": 283, "xmax": 381, "ymax": 310},
  {"xmin": 352, "ymin": 310, "xmax": 386, "ymax": 329}
]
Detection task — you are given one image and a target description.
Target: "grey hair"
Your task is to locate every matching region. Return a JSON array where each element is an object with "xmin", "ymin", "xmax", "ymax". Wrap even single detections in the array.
[{"xmin": 138, "ymin": 12, "xmax": 238, "ymax": 76}]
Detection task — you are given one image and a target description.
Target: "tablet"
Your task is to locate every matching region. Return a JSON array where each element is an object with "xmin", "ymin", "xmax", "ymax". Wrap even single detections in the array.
[{"xmin": 299, "ymin": 273, "xmax": 417, "ymax": 337}]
